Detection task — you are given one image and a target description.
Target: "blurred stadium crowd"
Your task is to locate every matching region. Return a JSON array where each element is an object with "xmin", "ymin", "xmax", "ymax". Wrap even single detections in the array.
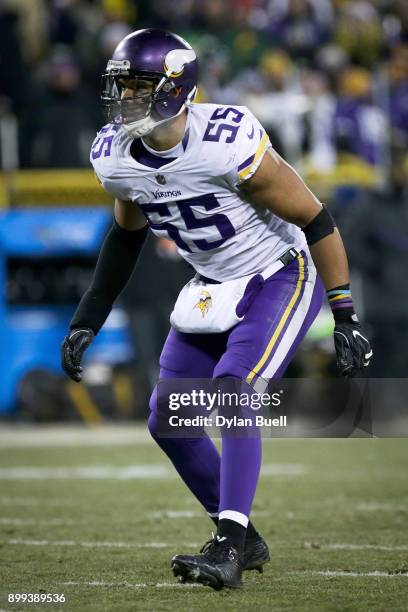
[
  {"xmin": 0, "ymin": 0, "xmax": 407, "ymax": 417},
  {"xmin": 1, "ymin": 0, "xmax": 407, "ymax": 175}
]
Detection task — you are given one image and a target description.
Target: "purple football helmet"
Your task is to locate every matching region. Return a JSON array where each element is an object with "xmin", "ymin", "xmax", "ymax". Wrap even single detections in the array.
[{"xmin": 101, "ymin": 28, "xmax": 198, "ymax": 137}]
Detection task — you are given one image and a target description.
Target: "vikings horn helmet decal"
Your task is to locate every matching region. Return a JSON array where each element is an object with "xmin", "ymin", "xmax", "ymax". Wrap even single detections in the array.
[
  {"xmin": 164, "ymin": 49, "xmax": 197, "ymax": 78},
  {"xmin": 101, "ymin": 29, "xmax": 198, "ymax": 138}
]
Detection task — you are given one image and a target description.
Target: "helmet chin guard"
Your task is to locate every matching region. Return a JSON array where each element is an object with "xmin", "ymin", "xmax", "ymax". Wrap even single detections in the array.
[
  {"xmin": 101, "ymin": 29, "xmax": 198, "ymax": 137},
  {"xmin": 120, "ymin": 85, "xmax": 197, "ymax": 137}
]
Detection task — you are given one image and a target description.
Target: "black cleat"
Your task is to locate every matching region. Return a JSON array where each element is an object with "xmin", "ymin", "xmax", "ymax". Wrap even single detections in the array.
[
  {"xmin": 171, "ymin": 535, "xmax": 243, "ymax": 590},
  {"xmin": 243, "ymin": 534, "xmax": 270, "ymax": 573}
]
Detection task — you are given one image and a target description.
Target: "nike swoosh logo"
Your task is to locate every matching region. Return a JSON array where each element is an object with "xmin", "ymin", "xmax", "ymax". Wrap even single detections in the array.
[
  {"xmin": 352, "ymin": 330, "xmax": 369, "ymax": 343},
  {"xmin": 352, "ymin": 330, "xmax": 372, "ymax": 361},
  {"xmin": 247, "ymin": 124, "xmax": 255, "ymax": 139}
]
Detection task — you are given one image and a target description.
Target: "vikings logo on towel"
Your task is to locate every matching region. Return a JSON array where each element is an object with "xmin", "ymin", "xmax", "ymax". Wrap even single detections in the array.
[{"xmin": 195, "ymin": 290, "xmax": 212, "ymax": 318}]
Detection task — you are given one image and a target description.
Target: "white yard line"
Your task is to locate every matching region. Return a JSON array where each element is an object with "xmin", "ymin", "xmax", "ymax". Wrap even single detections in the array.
[
  {"xmin": 261, "ymin": 464, "xmax": 306, "ymax": 476},
  {"xmin": 0, "ymin": 425, "xmax": 151, "ymax": 448},
  {"xmin": 0, "ymin": 518, "xmax": 76, "ymax": 526},
  {"xmin": 62, "ymin": 581, "xmax": 148, "ymax": 588},
  {"xmin": 60, "ymin": 581, "xmax": 201, "ymax": 589},
  {"xmin": 0, "ymin": 496, "xmax": 72, "ymax": 507},
  {"xmin": 149, "ymin": 510, "xmax": 202, "ymax": 519},
  {"xmin": 10, "ymin": 538, "xmax": 408, "ymax": 553},
  {"xmin": 0, "ymin": 508, "xmax": 271, "ymax": 523},
  {"xmin": 0, "ymin": 463, "xmax": 305, "ymax": 480},
  {"xmin": 147, "ymin": 509, "xmax": 271, "ymax": 519},
  {"xmin": 155, "ymin": 583, "xmax": 201, "ymax": 588},
  {"xmin": 295, "ymin": 570, "xmax": 408, "ymax": 578},
  {"xmin": 7, "ymin": 539, "xmax": 200, "ymax": 549},
  {"xmin": 321, "ymin": 543, "xmax": 408, "ymax": 552},
  {"xmin": 356, "ymin": 502, "xmax": 408, "ymax": 512},
  {"xmin": 0, "ymin": 465, "xmax": 175, "ymax": 480}
]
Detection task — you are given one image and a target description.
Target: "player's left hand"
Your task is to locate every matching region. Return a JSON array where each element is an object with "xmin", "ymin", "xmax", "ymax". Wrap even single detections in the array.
[{"xmin": 333, "ymin": 318, "xmax": 373, "ymax": 377}]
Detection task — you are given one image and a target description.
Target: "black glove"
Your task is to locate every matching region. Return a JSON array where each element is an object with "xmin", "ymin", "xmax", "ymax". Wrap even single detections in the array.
[
  {"xmin": 333, "ymin": 315, "xmax": 373, "ymax": 377},
  {"xmin": 61, "ymin": 328, "xmax": 94, "ymax": 382}
]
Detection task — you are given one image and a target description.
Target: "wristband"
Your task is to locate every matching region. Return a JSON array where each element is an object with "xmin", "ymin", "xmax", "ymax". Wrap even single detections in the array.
[{"xmin": 326, "ymin": 283, "xmax": 355, "ymax": 322}]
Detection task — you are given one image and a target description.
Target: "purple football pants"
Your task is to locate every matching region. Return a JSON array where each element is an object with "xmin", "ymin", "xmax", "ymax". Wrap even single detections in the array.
[{"xmin": 148, "ymin": 251, "xmax": 324, "ymax": 519}]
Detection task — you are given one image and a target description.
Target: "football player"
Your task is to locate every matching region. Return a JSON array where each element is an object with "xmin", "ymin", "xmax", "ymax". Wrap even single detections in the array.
[{"xmin": 61, "ymin": 29, "xmax": 373, "ymax": 590}]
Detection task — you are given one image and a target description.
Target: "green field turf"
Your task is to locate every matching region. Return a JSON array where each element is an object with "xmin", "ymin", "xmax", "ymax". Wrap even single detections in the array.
[{"xmin": 0, "ymin": 427, "xmax": 407, "ymax": 611}]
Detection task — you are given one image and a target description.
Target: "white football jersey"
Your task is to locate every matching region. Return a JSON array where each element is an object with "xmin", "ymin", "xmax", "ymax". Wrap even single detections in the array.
[{"xmin": 91, "ymin": 103, "xmax": 306, "ymax": 281}]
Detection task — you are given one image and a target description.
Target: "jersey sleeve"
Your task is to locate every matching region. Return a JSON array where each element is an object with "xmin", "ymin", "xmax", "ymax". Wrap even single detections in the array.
[
  {"xmin": 93, "ymin": 170, "xmax": 130, "ymax": 201},
  {"xmin": 224, "ymin": 108, "xmax": 272, "ymax": 187},
  {"xmin": 89, "ymin": 125, "xmax": 131, "ymax": 201}
]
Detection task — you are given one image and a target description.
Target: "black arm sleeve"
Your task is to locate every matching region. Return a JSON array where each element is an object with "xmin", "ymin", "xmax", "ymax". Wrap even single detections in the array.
[
  {"xmin": 70, "ymin": 219, "xmax": 148, "ymax": 334},
  {"xmin": 302, "ymin": 205, "xmax": 336, "ymax": 246}
]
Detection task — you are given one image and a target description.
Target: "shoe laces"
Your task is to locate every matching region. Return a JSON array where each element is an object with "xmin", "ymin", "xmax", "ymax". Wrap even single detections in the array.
[
  {"xmin": 199, "ymin": 532, "xmax": 217, "ymax": 557},
  {"xmin": 200, "ymin": 533, "xmax": 234, "ymax": 562}
]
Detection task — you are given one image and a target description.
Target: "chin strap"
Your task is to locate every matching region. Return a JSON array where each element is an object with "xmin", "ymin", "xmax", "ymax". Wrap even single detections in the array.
[
  {"xmin": 122, "ymin": 86, "xmax": 197, "ymax": 138},
  {"xmin": 122, "ymin": 114, "xmax": 172, "ymax": 138}
]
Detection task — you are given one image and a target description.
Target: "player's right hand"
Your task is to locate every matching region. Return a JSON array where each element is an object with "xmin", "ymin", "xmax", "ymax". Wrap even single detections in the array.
[
  {"xmin": 333, "ymin": 318, "xmax": 373, "ymax": 377},
  {"xmin": 61, "ymin": 328, "xmax": 94, "ymax": 382}
]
